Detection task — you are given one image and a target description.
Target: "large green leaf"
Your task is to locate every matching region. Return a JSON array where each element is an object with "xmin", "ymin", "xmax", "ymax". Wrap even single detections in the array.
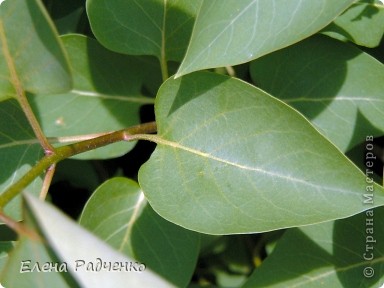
[
  {"xmin": 1, "ymin": 200, "xmax": 77, "ymax": 288},
  {"xmin": 6, "ymin": 193, "xmax": 175, "ymax": 288},
  {"xmin": 86, "ymin": 0, "xmax": 202, "ymax": 62},
  {"xmin": 79, "ymin": 177, "xmax": 200, "ymax": 287},
  {"xmin": 138, "ymin": 71, "xmax": 384, "ymax": 234},
  {"xmin": 250, "ymin": 35, "xmax": 384, "ymax": 152},
  {"xmin": 176, "ymin": 0, "xmax": 356, "ymax": 77},
  {"xmin": 322, "ymin": 1, "xmax": 384, "ymax": 48},
  {"xmin": 0, "ymin": 99, "xmax": 43, "ymax": 222},
  {"xmin": 30, "ymin": 35, "xmax": 153, "ymax": 159},
  {"xmin": 0, "ymin": 0, "xmax": 71, "ymax": 101},
  {"xmin": 242, "ymin": 207, "xmax": 384, "ymax": 288}
]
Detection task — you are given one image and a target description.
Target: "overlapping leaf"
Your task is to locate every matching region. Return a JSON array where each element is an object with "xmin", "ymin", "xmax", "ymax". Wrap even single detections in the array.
[
  {"xmin": 1, "ymin": 193, "xmax": 174, "ymax": 287},
  {"xmin": 243, "ymin": 207, "xmax": 384, "ymax": 288},
  {"xmin": 80, "ymin": 178, "xmax": 199, "ymax": 287},
  {"xmin": 0, "ymin": 99, "xmax": 43, "ymax": 222},
  {"xmin": 176, "ymin": 0, "xmax": 356, "ymax": 77},
  {"xmin": 0, "ymin": 204, "xmax": 76, "ymax": 288},
  {"xmin": 138, "ymin": 72, "xmax": 384, "ymax": 234},
  {"xmin": 322, "ymin": 1, "xmax": 384, "ymax": 48},
  {"xmin": 0, "ymin": 0, "xmax": 71, "ymax": 101},
  {"xmin": 86, "ymin": 0, "xmax": 202, "ymax": 62},
  {"xmin": 30, "ymin": 35, "xmax": 154, "ymax": 159},
  {"xmin": 250, "ymin": 35, "xmax": 384, "ymax": 152}
]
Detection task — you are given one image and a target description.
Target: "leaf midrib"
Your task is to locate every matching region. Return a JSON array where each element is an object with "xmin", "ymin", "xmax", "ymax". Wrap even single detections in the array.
[{"xmin": 134, "ymin": 134, "xmax": 361, "ymax": 196}]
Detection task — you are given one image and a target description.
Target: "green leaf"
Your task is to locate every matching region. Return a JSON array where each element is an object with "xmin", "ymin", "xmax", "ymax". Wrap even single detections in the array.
[
  {"xmin": 138, "ymin": 71, "xmax": 384, "ymax": 234},
  {"xmin": 10, "ymin": 193, "xmax": 175, "ymax": 288},
  {"xmin": 30, "ymin": 34, "xmax": 153, "ymax": 159},
  {"xmin": 86, "ymin": 0, "xmax": 202, "ymax": 61},
  {"xmin": 1, "ymin": 195, "xmax": 77, "ymax": 287},
  {"xmin": 0, "ymin": 99, "xmax": 43, "ymax": 222},
  {"xmin": 43, "ymin": 0, "xmax": 87, "ymax": 35},
  {"xmin": 0, "ymin": 0, "xmax": 71, "ymax": 101},
  {"xmin": 79, "ymin": 177, "xmax": 200, "ymax": 287},
  {"xmin": 242, "ymin": 207, "xmax": 384, "ymax": 288},
  {"xmin": 250, "ymin": 35, "xmax": 384, "ymax": 152},
  {"xmin": 322, "ymin": 1, "xmax": 384, "ymax": 48},
  {"xmin": 0, "ymin": 241, "xmax": 15, "ymax": 273},
  {"xmin": 176, "ymin": 0, "xmax": 356, "ymax": 77}
]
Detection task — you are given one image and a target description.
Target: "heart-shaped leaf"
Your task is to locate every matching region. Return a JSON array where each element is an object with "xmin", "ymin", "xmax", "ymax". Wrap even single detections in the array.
[
  {"xmin": 79, "ymin": 177, "xmax": 200, "ymax": 287},
  {"xmin": 176, "ymin": 0, "xmax": 356, "ymax": 77},
  {"xmin": 0, "ymin": 0, "xmax": 71, "ymax": 101},
  {"xmin": 86, "ymin": 0, "xmax": 202, "ymax": 62},
  {"xmin": 138, "ymin": 71, "xmax": 384, "ymax": 234},
  {"xmin": 250, "ymin": 35, "xmax": 384, "ymax": 152},
  {"xmin": 243, "ymin": 207, "xmax": 384, "ymax": 288}
]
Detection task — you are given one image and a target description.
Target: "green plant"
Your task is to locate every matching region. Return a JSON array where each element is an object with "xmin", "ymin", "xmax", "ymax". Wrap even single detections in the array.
[{"xmin": 0, "ymin": 0, "xmax": 383, "ymax": 287}]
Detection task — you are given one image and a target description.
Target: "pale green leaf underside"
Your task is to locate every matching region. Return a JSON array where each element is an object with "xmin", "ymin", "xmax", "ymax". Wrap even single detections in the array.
[
  {"xmin": 176, "ymin": 0, "xmax": 356, "ymax": 77},
  {"xmin": 86, "ymin": 0, "xmax": 202, "ymax": 61},
  {"xmin": 322, "ymin": 2, "xmax": 384, "ymax": 48},
  {"xmin": 1, "ymin": 203, "xmax": 75, "ymax": 287},
  {"xmin": 80, "ymin": 177, "xmax": 199, "ymax": 287},
  {"xmin": 0, "ymin": 99, "xmax": 42, "ymax": 222},
  {"xmin": 20, "ymin": 193, "xmax": 175, "ymax": 288},
  {"xmin": 139, "ymin": 72, "xmax": 384, "ymax": 234},
  {"xmin": 0, "ymin": 0, "xmax": 71, "ymax": 101},
  {"xmin": 250, "ymin": 35, "xmax": 384, "ymax": 152},
  {"xmin": 243, "ymin": 207, "xmax": 384, "ymax": 288},
  {"xmin": 31, "ymin": 35, "xmax": 153, "ymax": 159}
]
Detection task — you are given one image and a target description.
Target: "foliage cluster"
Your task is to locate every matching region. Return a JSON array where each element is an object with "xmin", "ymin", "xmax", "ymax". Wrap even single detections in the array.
[{"xmin": 0, "ymin": 0, "xmax": 384, "ymax": 287}]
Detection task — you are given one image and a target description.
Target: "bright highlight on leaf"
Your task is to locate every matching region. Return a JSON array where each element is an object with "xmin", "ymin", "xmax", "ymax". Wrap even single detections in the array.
[
  {"xmin": 139, "ymin": 72, "xmax": 384, "ymax": 234},
  {"xmin": 176, "ymin": 0, "xmax": 356, "ymax": 77},
  {"xmin": 5, "ymin": 193, "xmax": 175, "ymax": 288}
]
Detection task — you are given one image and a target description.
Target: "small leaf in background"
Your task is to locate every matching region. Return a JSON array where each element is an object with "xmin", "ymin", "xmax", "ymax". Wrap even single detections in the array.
[
  {"xmin": 0, "ymin": 0, "xmax": 71, "ymax": 101},
  {"xmin": 0, "ymin": 99, "xmax": 43, "ymax": 222},
  {"xmin": 322, "ymin": 1, "xmax": 384, "ymax": 48},
  {"xmin": 86, "ymin": 0, "xmax": 202, "ymax": 62},
  {"xmin": 139, "ymin": 71, "xmax": 384, "ymax": 234},
  {"xmin": 176, "ymin": 0, "xmax": 356, "ymax": 77},
  {"xmin": 242, "ymin": 207, "xmax": 384, "ymax": 288},
  {"xmin": 43, "ymin": 0, "xmax": 87, "ymax": 35},
  {"xmin": 5, "ymin": 193, "xmax": 175, "ymax": 288},
  {"xmin": 250, "ymin": 35, "xmax": 384, "ymax": 152},
  {"xmin": 30, "ymin": 35, "xmax": 154, "ymax": 159},
  {"xmin": 80, "ymin": 177, "xmax": 200, "ymax": 287}
]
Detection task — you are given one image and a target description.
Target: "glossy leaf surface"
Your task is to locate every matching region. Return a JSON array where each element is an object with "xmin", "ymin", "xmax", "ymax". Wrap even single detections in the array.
[
  {"xmin": 176, "ymin": 0, "xmax": 356, "ymax": 77},
  {"xmin": 80, "ymin": 177, "xmax": 199, "ymax": 287},
  {"xmin": 86, "ymin": 0, "xmax": 202, "ymax": 62},
  {"xmin": 139, "ymin": 72, "xmax": 384, "ymax": 234}
]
